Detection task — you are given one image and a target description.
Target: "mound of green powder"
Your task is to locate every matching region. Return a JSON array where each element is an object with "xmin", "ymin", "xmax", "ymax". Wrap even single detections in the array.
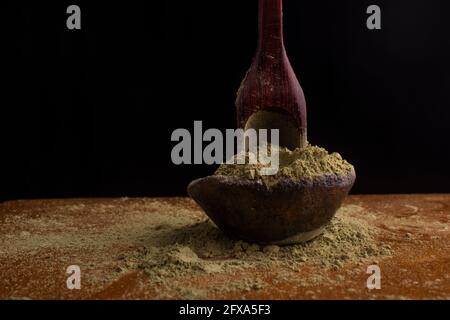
[
  {"xmin": 215, "ymin": 144, "xmax": 354, "ymax": 181},
  {"xmin": 116, "ymin": 205, "xmax": 392, "ymax": 298}
]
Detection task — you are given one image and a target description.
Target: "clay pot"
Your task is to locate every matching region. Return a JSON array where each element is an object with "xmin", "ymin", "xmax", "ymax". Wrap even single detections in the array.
[{"xmin": 188, "ymin": 169, "xmax": 356, "ymax": 244}]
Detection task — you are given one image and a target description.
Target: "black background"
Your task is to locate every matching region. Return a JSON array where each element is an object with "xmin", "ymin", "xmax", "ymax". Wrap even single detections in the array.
[{"xmin": 2, "ymin": 0, "xmax": 450, "ymax": 202}]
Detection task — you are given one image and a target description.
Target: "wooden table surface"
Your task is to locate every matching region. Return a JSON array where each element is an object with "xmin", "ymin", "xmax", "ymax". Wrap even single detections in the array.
[{"xmin": 0, "ymin": 195, "xmax": 449, "ymax": 300}]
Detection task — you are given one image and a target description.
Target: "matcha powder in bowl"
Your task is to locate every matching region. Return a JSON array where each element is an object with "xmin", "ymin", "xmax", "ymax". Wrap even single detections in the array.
[
  {"xmin": 215, "ymin": 144, "xmax": 355, "ymax": 185},
  {"xmin": 188, "ymin": 144, "xmax": 356, "ymax": 244}
]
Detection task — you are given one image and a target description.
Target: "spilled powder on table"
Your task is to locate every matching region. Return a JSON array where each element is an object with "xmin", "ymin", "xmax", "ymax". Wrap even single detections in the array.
[
  {"xmin": 0, "ymin": 199, "xmax": 393, "ymax": 299},
  {"xmin": 117, "ymin": 205, "xmax": 392, "ymax": 297}
]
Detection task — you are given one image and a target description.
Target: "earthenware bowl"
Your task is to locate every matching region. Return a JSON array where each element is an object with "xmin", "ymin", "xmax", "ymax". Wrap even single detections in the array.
[{"xmin": 188, "ymin": 169, "xmax": 356, "ymax": 245}]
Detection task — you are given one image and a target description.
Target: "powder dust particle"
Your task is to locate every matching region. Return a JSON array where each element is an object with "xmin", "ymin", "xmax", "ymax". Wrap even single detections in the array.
[
  {"xmin": 215, "ymin": 144, "xmax": 354, "ymax": 183},
  {"xmin": 117, "ymin": 205, "xmax": 392, "ymax": 297}
]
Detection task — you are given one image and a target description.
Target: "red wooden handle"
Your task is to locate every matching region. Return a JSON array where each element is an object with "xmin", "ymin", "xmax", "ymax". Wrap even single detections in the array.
[{"xmin": 236, "ymin": 0, "xmax": 308, "ymax": 149}]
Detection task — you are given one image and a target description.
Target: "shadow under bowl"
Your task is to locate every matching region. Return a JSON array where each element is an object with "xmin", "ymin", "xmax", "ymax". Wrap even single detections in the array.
[{"xmin": 187, "ymin": 170, "xmax": 356, "ymax": 245}]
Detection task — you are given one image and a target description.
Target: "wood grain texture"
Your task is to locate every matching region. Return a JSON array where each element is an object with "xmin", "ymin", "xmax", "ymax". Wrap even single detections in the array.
[{"xmin": 0, "ymin": 195, "xmax": 449, "ymax": 300}]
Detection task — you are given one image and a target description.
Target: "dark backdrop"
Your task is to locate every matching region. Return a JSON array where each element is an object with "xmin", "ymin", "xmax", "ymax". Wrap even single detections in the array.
[{"xmin": 2, "ymin": 0, "xmax": 450, "ymax": 202}]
